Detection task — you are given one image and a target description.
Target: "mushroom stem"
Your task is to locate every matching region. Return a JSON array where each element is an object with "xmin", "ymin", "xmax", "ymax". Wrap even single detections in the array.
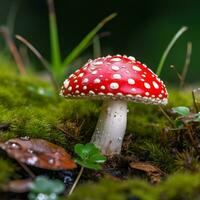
[{"xmin": 91, "ymin": 100, "xmax": 127, "ymax": 155}]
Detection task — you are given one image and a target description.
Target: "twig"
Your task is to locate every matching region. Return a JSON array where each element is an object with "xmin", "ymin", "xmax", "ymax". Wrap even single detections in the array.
[
  {"xmin": 180, "ymin": 42, "xmax": 192, "ymax": 87},
  {"xmin": 15, "ymin": 34, "xmax": 58, "ymax": 92},
  {"xmin": 192, "ymin": 89, "xmax": 199, "ymax": 113},
  {"xmin": 170, "ymin": 65, "xmax": 182, "ymax": 82},
  {"xmin": 159, "ymin": 106, "xmax": 175, "ymax": 127},
  {"xmin": 17, "ymin": 161, "xmax": 35, "ymax": 179},
  {"xmin": 0, "ymin": 26, "xmax": 26, "ymax": 75},
  {"xmin": 68, "ymin": 166, "xmax": 84, "ymax": 196}
]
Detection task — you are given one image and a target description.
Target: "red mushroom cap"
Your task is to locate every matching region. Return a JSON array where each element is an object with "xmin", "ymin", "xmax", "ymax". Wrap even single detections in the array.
[{"xmin": 60, "ymin": 55, "xmax": 168, "ymax": 105}]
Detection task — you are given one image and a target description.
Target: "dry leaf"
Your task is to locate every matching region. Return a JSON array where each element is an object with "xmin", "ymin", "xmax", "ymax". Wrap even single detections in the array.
[
  {"xmin": 130, "ymin": 162, "xmax": 165, "ymax": 183},
  {"xmin": 3, "ymin": 179, "xmax": 32, "ymax": 193},
  {"xmin": 0, "ymin": 138, "xmax": 77, "ymax": 170}
]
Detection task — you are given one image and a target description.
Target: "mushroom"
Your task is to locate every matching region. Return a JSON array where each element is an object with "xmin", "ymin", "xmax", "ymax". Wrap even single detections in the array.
[{"xmin": 60, "ymin": 55, "xmax": 168, "ymax": 155}]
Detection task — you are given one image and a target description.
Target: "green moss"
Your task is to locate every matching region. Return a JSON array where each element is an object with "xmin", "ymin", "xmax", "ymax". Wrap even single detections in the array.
[
  {"xmin": 0, "ymin": 159, "xmax": 16, "ymax": 188},
  {"xmin": 0, "ymin": 63, "xmax": 196, "ymax": 186},
  {"xmin": 68, "ymin": 172, "xmax": 200, "ymax": 200}
]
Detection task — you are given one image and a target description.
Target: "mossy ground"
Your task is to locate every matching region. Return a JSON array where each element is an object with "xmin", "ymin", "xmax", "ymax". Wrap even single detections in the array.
[{"xmin": 0, "ymin": 56, "xmax": 199, "ymax": 199}]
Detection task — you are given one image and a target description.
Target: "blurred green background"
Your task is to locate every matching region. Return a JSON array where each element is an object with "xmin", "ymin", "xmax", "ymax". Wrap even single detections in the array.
[{"xmin": 0, "ymin": 0, "xmax": 199, "ymax": 84}]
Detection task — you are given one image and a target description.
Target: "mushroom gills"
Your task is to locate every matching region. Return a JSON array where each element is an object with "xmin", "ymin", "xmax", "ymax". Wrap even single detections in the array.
[{"xmin": 91, "ymin": 100, "xmax": 127, "ymax": 155}]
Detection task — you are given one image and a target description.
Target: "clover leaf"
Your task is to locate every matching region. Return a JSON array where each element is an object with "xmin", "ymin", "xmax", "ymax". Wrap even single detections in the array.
[
  {"xmin": 172, "ymin": 106, "xmax": 190, "ymax": 116},
  {"xmin": 28, "ymin": 176, "xmax": 64, "ymax": 200},
  {"xmin": 74, "ymin": 143, "xmax": 106, "ymax": 170}
]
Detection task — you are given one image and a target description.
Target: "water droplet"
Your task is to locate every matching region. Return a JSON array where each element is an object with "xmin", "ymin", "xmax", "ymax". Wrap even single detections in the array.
[
  {"xmin": 27, "ymin": 156, "xmax": 38, "ymax": 165},
  {"xmin": 6, "ymin": 142, "xmax": 21, "ymax": 150},
  {"xmin": 48, "ymin": 158, "xmax": 55, "ymax": 164},
  {"xmin": 118, "ymin": 137, "xmax": 122, "ymax": 141},
  {"xmin": 27, "ymin": 149, "xmax": 34, "ymax": 154}
]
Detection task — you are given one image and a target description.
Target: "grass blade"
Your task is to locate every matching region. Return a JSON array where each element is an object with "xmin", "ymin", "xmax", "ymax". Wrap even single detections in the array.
[
  {"xmin": 156, "ymin": 26, "xmax": 188, "ymax": 76},
  {"xmin": 62, "ymin": 13, "xmax": 117, "ymax": 69},
  {"xmin": 93, "ymin": 35, "xmax": 101, "ymax": 58},
  {"xmin": 47, "ymin": 0, "xmax": 61, "ymax": 76}
]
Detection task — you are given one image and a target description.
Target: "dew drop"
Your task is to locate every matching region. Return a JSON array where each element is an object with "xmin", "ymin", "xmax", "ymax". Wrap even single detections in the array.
[{"xmin": 48, "ymin": 158, "xmax": 55, "ymax": 164}]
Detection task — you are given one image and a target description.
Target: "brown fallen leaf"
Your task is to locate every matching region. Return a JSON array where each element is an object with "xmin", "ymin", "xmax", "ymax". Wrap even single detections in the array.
[
  {"xmin": 3, "ymin": 179, "xmax": 32, "ymax": 193},
  {"xmin": 130, "ymin": 162, "xmax": 166, "ymax": 184},
  {"xmin": 0, "ymin": 138, "xmax": 77, "ymax": 170}
]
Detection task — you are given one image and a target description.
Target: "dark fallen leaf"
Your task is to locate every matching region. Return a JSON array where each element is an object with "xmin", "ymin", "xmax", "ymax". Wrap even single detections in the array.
[
  {"xmin": 0, "ymin": 123, "xmax": 10, "ymax": 132},
  {"xmin": 130, "ymin": 162, "xmax": 165, "ymax": 184},
  {"xmin": 0, "ymin": 138, "xmax": 77, "ymax": 170},
  {"xmin": 3, "ymin": 179, "xmax": 32, "ymax": 193}
]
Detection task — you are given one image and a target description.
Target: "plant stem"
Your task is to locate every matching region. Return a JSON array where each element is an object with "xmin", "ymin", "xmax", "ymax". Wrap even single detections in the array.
[
  {"xmin": 15, "ymin": 35, "xmax": 58, "ymax": 92},
  {"xmin": 62, "ymin": 13, "xmax": 117, "ymax": 69},
  {"xmin": 47, "ymin": 0, "xmax": 61, "ymax": 79},
  {"xmin": 17, "ymin": 161, "xmax": 35, "ymax": 179},
  {"xmin": 192, "ymin": 89, "xmax": 199, "ymax": 113},
  {"xmin": 93, "ymin": 35, "xmax": 101, "ymax": 58},
  {"xmin": 159, "ymin": 106, "xmax": 175, "ymax": 127},
  {"xmin": 156, "ymin": 26, "xmax": 188, "ymax": 76},
  {"xmin": 180, "ymin": 42, "xmax": 192, "ymax": 87},
  {"xmin": 68, "ymin": 166, "xmax": 84, "ymax": 196},
  {"xmin": 0, "ymin": 26, "xmax": 26, "ymax": 75}
]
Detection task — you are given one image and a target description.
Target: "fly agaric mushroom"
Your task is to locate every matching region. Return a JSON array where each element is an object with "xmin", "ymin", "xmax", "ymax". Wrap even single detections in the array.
[{"xmin": 60, "ymin": 55, "xmax": 168, "ymax": 155}]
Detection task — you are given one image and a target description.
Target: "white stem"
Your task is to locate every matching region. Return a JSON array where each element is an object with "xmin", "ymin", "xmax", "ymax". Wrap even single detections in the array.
[{"xmin": 91, "ymin": 100, "xmax": 127, "ymax": 155}]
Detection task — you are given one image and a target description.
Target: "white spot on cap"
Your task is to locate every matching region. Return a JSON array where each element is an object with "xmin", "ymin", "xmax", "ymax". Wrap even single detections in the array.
[
  {"xmin": 144, "ymin": 82, "xmax": 151, "ymax": 89},
  {"xmin": 132, "ymin": 65, "xmax": 141, "ymax": 71},
  {"xmin": 111, "ymin": 58, "xmax": 121, "ymax": 62},
  {"xmin": 161, "ymin": 90, "xmax": 164, "ymax": 94},
  {"xmin": 131, "ymin": 88, "xmax": 136, "ymax": 92},
  {"xmin": 68, "ymin": 86, "xmax": 72, "ymax": 91},
  {"xmin": 89, "ymin": 90, "xmax": 95, "ymax": 95},
  {"xmin": 94, "ymin": 78, "xmax": 101, "ymax": 83},
  {"xmin": 94, "ymin": 61, "xmax": 103, "ymax": 65},
  {"xmin": 92, "ymin": 70, "xmax": 97, "ymax": 75},
  {"xmin": 83, "ymin": 86, "xmax": 87, "ymax": 90},
  {"xmin": 113, "ymin": 74, "xmax": 121, "ymax": 79},
  {"xmin": 99, "ymin": 75, "xmax": 103, "ymax": 77},
  {"xmin": 75, "ymin": 90, "xmax": 80, "ymax": 94},
  {"xmin": 145, "ymin": 92, "xmax": 150, "ymax": 96},
  {"xmin": 128, "ymin": 56, "xmax": 136, "ymax": 61},
  {"xmin": 107, "ymin": 93, "xmax": 114, "ymax": 96},
  {"xmin": 159, "ymin": 94, "xmax": 163, "ymax": 98},
  {"xmin": 110, "ymin": 82, "xmax": 119, "ymax": 89},
  {"xmin": 64, "ymin": 80, "xmax": 69, "ymax": 88},
  {"xmin": 98, "ymin": 92, "xmax": 104, "ymax": 95},
  {"xmin": 111, "ymin": 65, "xmax": 120, "ymax": 71},
  {"xmin": 151, "ymin": 95, "xmax": 155, "ymax": 98},
  {"xmin": 82, "ymin": 78, "xmax": 89, "ymax": 83},
  {"xmin": 74, "ymin": 80, "xmax": 78, "ymax": 83},
  {"xmin": 101, "ymin": 85, "xmax": 105, "ymax": 90},
  {"xmin": 117, "ymin": 92, "xmax": 123, "ymax": 96},
  {"xmin": 153, "ymin": 81, "xmax": 159, "ymax": 89},
  {"xmin": 128, "ymin": 78, "xmax": 135, "ymax": 85},
  {"xmin": 142, "ymin": 74, "xmax": 146, "ymax": 78},
  {"xmin": 78, "ymin": 73, "xmax": 84, "ymax": 77},
  {"xmin": 141, "ymin": 79, "xmax": 145, "ymax": 82}
]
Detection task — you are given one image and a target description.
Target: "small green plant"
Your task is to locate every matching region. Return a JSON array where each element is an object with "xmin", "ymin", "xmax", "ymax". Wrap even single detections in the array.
[
  {"xmin": 68, "ymin": 143, "xmax": 106, "ymax": 196},
  {"xmin": 28, "ymin": 176, "xmax": 65, "ymax": 200},
  {"xmin": 172, "ymin": 106, "xmax": 200, "ymax": 129},
  {"xmin": 172, "ymin": 106, "xmax": 190, "ymax": 117},
  {"xmin": 74, "ymin": 143, "xmax": 106, "ymax": 170}
]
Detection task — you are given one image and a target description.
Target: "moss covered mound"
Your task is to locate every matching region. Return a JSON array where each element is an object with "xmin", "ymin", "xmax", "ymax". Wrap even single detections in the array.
[
  {"xmin": 68, "ymin": 172, "xmax": 200, "ymax": 200},
  {"xmin": 0, "ymin": 59, "xmax": 198, "ymax": 195}
]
